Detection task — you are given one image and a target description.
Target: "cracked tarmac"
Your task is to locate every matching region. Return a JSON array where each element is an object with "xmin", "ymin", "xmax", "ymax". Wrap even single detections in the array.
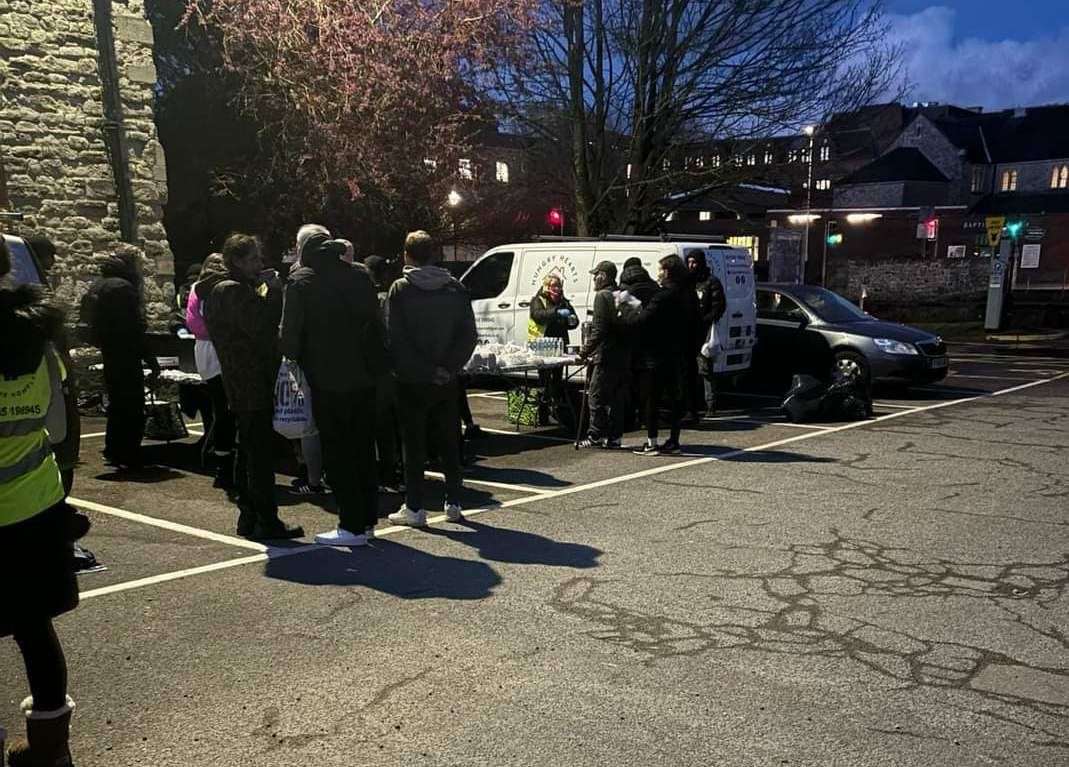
[{"xmin": 0, "ymin": 349, "xmax": 1067, "ymax": 765}]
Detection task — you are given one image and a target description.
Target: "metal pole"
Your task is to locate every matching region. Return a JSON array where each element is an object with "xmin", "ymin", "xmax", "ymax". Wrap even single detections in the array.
[
  {"xmin": 802, "ymin": 130, "xmax": 815, "ymax": 283},
  {"xmin": 821, "ymin": 219, "xmax": 830, "ymax": 287},
  {"xmin": 453, "ymin": 218, "xmax": 457, "ymax": 260}
]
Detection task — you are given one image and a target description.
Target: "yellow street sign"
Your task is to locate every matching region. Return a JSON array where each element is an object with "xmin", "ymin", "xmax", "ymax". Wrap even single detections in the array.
[{"xmin": 986, "ymin": 216, "xmax": 1005, "ymax": 247}]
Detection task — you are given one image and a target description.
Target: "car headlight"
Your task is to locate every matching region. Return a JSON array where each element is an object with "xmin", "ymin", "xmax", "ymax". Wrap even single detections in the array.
[{"xmin": 873, "ymin": 338, "xmax": 918, "ymax": 355}]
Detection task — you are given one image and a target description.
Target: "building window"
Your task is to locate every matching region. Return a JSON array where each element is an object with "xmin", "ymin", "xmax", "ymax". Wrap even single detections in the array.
[
  {"xmin": 747, "ymin": 154, "xmax": 756, "ymax": 166},
  {"xmin": 764, "ymin": 150, "xmax": 774, "ymax": 164},
  {"xmin": 800, "ymin": 148, "xmax": 811, "ymax": 164},
  {"xmin": 971, "ymin": 167, "xmax": 985, "ymax": 193},
  {"xmin": 495, "ymin": 161, "xmax": 510, "ymax": 183},
  {"xmin": 819, "ymin": 143, "xmax": 830, "ymax": 162},
  {"xmin": 787, "ymin": 150, "xmax": 798, "ymax": 163},
  {"xmin": 1000, "ymin": 169, "xmax": 1018, "ymax": 192},
  {"xmin": 1051, "ymin": 164, "xmax": 1069, "ymax": 189},
  {"xmin": 815, "ymin": 179, "xmax": 831, "ymax": 190},
  {"xmin": 695, "ymin": 156, "xmax": 704, "ymax": 169},
  {"xmin": 711, "ymin": 155, "xmax": 721, "ymax": 168},
  {"xmin": 733, "ymin": 155, "xmax": 743, "ymax": 167},
  {"xmin": 663, "ymin": 158, "xmax": 671, "ymax": 171},
  {"xmin": 458, "ymin": 158, "xmax": 473, "ymax": 179},
  {"xmin": 626, "ymin": 163, "xmax": 632, "ymax": 179},
  {"xmin": 423, "ymin": 158, "xmax": 437, "ymax": 170},
  {"xmin": 665, "ymin": 212, "xmax": 674, "ymax": 222},
  {"xmin": 727, "ymin": 235, "xmax": 759, "ymax": 262},
  {"xmin": 699, "ymin": 211, "xmax": 711, "ymax": 221}
]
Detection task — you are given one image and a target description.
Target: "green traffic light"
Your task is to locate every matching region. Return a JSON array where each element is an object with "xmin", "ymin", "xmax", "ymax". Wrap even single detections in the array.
[
  {"xmin": 826, "ymin": 233, "xmax": 843, "ymax": 246},
  {"xmin": 1006, "ymin": 221, "xmax": 1024, "ymax": 238}
]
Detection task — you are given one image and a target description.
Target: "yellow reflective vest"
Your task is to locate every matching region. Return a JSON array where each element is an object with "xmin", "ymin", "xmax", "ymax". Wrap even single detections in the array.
[{"xmin": 0, "ymin": 350, "xmax": 65, "ymax": 528}]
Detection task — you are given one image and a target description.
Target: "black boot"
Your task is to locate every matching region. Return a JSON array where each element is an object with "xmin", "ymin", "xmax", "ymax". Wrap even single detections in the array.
[{"xmin": 8, "ymin": 695, "xmax": 75, "ymax": 767}]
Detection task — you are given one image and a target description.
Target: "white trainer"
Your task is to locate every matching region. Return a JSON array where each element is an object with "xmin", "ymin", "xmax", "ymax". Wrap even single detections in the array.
[
  {"xmin": 387, "ymin": 506, "xmax": 427, "ymax": 527},
  {"xmin": 444, "ymin": 503, "xmax": 463, "ymax": 523},
  {"xmin": 314, "ymin": 527, "xmax": 368, "ymax": 546}
]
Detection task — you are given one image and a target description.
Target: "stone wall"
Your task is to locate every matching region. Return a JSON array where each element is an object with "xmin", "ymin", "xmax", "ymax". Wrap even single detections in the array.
[
  {"xmin": 0, "ymin": 0, "xmax": 173, "ymax": 326},
  {"xmin": 845, "ymin": 258, "xmax": 989, "ymax": 317}
]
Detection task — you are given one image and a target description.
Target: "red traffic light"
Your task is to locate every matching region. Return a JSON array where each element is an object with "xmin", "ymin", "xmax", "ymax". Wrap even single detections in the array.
[
  {"xmin": 925, "ymin": 217, "xmax": 939, "ymax": 241},
  {"xmin": 547, "ymin": 208, "xmax": 563, "ymax": 228}
]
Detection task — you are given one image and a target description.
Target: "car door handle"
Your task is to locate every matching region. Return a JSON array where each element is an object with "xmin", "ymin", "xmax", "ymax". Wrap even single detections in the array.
[
  {"xmin": 518, "ymin": 301, "xmax": 531, "ymax": 308},
  {"xmin": 498, "ymin": 303, "xmax": 512, "ymax": 309}
]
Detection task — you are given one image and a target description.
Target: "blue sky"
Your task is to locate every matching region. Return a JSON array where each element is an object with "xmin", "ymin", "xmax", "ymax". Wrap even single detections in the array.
[{"xmin": 882, "ymin": 1, "xmax": 1069, "ymax": 109}]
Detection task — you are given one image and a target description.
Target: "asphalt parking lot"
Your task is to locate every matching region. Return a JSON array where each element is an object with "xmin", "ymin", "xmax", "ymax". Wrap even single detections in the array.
[{"xmin": 2, "ymin": 344, "xmax": 1067, "ymax": 766}]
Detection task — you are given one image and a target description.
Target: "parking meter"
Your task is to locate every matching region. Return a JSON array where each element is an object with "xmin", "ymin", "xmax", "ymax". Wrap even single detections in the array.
[{"xmin": 984, "ymin": 237, "xmax": 1012, "ymax": 331}]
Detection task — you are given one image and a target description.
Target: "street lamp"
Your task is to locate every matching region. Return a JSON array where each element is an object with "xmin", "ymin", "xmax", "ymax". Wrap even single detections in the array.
[
  {"xmin": 447, "ymin": 189, "xmax": 463, "ymax": 259},
  {"xmin": 801, "ymin": 125, "xmax": 816, "ymax": 283}
]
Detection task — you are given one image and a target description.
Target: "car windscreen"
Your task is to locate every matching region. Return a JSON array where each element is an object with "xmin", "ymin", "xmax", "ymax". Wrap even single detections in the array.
[
  {"xmin": 4, "ymin": 236, "xmax": 44, "ymax": 287},
  {"xmin": 790, "ymin": 286, "xmax": 867, "ymax": 323}
]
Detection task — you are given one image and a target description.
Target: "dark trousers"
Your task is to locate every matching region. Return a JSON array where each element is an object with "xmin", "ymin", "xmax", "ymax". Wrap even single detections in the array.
[
  {"xmin": 13, "ymin": 619, "xmax": 67, "ymax": 711},
  {"xmin": 375, "ymin": 378, "xmax": 401, "ymax": 484},
  {"xmin": 101, "ymin": 348, "xmax": 144, "ymax": 466},
  {"xmin": 234, "ymin": 409, "xmax": 279, "ymax": 523},
  {"xmin": 312, "ymin": 387, "xmax": 379, "ymax": 533},
  {"xmin": 398, "ymin": 382, "xmax": 463, "ymax": 512},
  {"xmin": 685, "ymin": 352, "xmax": 704, "ymax": 414},
  {"xmin": 587, "ymin": 362, "xmax": 627, "ymax": 442},
  {"xmin": 640, "ymin": 363, "xmax": 684, "ymax": 443},
  {"xmin": 203, "ymin": 375, "xmax": 236, "ymax": 467}
]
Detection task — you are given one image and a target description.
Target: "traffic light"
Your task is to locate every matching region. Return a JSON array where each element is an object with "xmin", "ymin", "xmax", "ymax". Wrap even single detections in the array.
[
  {"xmin": 1006, "ymin": 220, "xmax": 1025, "ymax": 239},
  {"xmin": 547, "ymin": 208, "xmax": 563, "ymax": 231},
  {"xmin": 826, "ymin": 220, "xmax": 843, "ymax": 246},
  {"xmin": 924, "ymin": 216, "xmax": 939, "ymax": 241}
]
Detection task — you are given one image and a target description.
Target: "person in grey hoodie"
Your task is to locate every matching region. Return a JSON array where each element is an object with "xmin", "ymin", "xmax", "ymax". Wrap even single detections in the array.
[{"xmin": 385, "ymin": 231, "xmax": 478, "ymax": 527}]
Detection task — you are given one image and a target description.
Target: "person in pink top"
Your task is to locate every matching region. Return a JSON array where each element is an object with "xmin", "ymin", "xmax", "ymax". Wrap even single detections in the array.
[{"xmin": 186, "ymin": 254, "xmax": 236, "ymax": 488}]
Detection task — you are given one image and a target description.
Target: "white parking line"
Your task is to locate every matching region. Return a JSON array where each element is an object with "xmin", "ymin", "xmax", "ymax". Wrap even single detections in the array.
[
  {"xmin": 424, "ymin": 470, "xmax": 542, "ymax": 495},
  {"xmin": 81, "ymin": 423, "xmax": 203, "ymax": 440},
  {"xmin": 478, "ymin": 426, "xmax": 574, "ymax": 443},
  {"xmin": 948, "ymin": 373, "xmax": 1042, "ymax": 381},
  {"xmin": 75, "ymin": 372, "xmax": 1069, "ymax": 600},
  {"xmin": 701, "ymin": 416, "xmax": 833, "ymax": 431}
]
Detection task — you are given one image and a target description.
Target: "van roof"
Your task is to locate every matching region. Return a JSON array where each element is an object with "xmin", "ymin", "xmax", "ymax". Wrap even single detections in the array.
[{"xmin": 492, "ymin": 241, "xmax": 739, "ymax": 252}]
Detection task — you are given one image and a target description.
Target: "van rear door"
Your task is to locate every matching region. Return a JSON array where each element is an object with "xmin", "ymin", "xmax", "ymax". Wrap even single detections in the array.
[
  {"xmin": 460, "ymin": 249, "xmax": 519, "ymax": 344},
  {"xmin": 708, "ymin": 247, "xmax": 756, "ymax": 375}
]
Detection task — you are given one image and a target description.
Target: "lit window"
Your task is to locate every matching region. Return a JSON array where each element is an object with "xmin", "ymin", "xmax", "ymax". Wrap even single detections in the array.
[
  {"xmin": 747, "ymin": 154, "xmax": 756, "ymax": 166},
  {"xmin": 665, "ymin": 212, "xmax": 674, "ymax": 222},
  {"xmin": 819, "ymin": 144, "xmax": 830, "ymax": 162},
  {"xmin": 801, "ymin": 148, "xmax": 811, "ymax": 163},
  {"xmin": 459, "ymin": 158, "xmax": 473, "ymax": 179},
  {"xmin": 495, "ymin": 161, "xmax": 510, "ymax": 183},
  {"xmin": 663, "ymin": 158, "xmax": 671, "ymax": 171},
  {"xmin": 699, "ymin": 211, "xmax": 711, "ymax": 221},
  {"xmin": 712, "ymin": 155, "xmax": 721, "ymax": 168},
  {"xmin": 684, "ymin": 156, "xmax": 693, "ymax": 168},
  {"xmin": 626, "ymin": 163, "xmax": 632, "ymax": 179},
  {"xmin": 1051, "ymin": 164, "xmax": 1069, "ymax": 189},
  {"xmin": 816, "ymin": 179, "xmax": 831, "ymax": 190},
  {"xmin": 1000, "ymin": 169, "xmax": 1018, "ymax": 192},
  {"xmin": 764, "ymin": 150, "xmax": 774, "ymax": 164},
  {"xmin": 695, "ymin": 156, "xmax": 704, "ymax": 169},
  {"xmin": 788, "ymin": 150, "xmax": 798, "ymax": 163},
  {"xmin": 727, "ymin": 235, "xmax": 759, "ymax": 262},
  {"xmin": 733, "ymin": 155, "xmax": 743, "ymax": 167},
  {"xmin": 971, "ymin": 167, "xmax": 985, "ymax": 193},
  {"xmin": 423, "ymin": 158, "xmax": 437, "ymax": 170}
]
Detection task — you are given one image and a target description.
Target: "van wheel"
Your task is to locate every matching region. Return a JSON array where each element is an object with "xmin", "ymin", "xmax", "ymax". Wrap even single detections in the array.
[{"xmin": 834, "ymin": 350, "xmax": 869, "ymax": 384}]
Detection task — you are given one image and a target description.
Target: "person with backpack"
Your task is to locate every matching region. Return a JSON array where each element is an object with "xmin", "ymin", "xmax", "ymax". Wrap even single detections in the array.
[
  {"xmin": 82, "ymin": 249, "xmax": 159, "ymax": 470},
  {"xmin": 385, "ymin": 231, "xmax": 478, "ymax": 527},
  {"xmin": 280, "ymin": 231, "xmax": 387, "ymax": 546},
  {"xmin": 1, "ymin": 238, "xmax": 83, "ymax": 767}
]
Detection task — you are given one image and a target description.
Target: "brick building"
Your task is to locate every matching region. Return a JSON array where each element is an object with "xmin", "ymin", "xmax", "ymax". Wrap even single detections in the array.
[{"xmin": 0, "ymin": 0, "xmax": 173, "ymax": 324}]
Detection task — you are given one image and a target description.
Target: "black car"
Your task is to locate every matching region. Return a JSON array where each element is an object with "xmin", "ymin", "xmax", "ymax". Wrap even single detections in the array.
[{"xmin": 752, "ymin": 283, "xmax": 949, "ymax": 386}]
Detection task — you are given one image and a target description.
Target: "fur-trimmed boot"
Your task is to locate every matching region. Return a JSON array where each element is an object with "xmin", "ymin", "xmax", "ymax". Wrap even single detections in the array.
[{"xmin": 7, "ymin": 695, "xmax": 75, "ymax": 767}]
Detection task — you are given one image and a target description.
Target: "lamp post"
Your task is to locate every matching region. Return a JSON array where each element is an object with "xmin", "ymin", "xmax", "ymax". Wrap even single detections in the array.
[
  {"xmin": 447, "ymin": 189, "xmax": 463, "ymax": 260},
  {"xmin": 801, "ymin": 125, "xmax": 816, "ymax": 283}
]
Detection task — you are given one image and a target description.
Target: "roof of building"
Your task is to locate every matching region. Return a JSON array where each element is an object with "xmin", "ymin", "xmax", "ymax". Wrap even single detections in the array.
[
  {"xmin": 838, "ymin": 147, "xmax": 950, "ymax": 185},
  {"xmin": 970, "ymin": 192, "xmax": 1069, "ymax": 216},
  {"xmin": 918, "ymin": 104, "xmax": 1069, "ymax": 165}
]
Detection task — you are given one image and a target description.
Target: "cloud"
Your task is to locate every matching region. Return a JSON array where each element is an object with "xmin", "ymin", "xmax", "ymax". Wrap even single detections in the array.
[{"xmin": 887, "ymin": 6, "xmax": 1069, "ymax": 109}]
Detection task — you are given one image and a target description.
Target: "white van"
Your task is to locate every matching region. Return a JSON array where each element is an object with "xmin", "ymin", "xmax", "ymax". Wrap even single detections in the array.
[{"xmin": 459, "ymin": 238, "xmax": 757, "ymax": 375}]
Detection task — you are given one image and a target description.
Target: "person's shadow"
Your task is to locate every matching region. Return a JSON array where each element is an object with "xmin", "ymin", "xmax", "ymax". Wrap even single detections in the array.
[
  {"xmin": 263, "ymin": 539, "xmax": 501, "ymax": 601},
  {"xmin": 426, "ymin": 520, "xmax": 601, "ymax": 569}
]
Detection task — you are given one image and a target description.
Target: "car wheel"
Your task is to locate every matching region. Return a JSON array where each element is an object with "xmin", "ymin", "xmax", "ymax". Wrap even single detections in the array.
[{"xmin": 834, "ymin": 350, "xmax": 870, "ymax": 384}]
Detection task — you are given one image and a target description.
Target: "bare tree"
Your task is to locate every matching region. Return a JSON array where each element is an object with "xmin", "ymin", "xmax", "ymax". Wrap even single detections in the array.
[{"xmin": 493, "ymin": 0, "xmax": 903, "ymax": 235}]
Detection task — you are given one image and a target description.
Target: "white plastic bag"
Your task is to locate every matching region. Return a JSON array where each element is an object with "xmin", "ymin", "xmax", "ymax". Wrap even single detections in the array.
[
  {"xmin": 273, "ymin": 359, "xmax": 317, "ymax": 439},
  {"xmin": 700, "ymin": 321, "xmax": 721, "ymax": 360}
]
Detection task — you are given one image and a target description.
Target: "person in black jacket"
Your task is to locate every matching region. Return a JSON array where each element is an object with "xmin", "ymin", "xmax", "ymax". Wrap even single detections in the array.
[
  {"xmin": 619, "ymin": 258, "xmax": 658, "ymax": 428},
  {"xmin": 385, "ymin": 231, "xmax": 478, "ymax": 528},
  {"xmin": 84, "ymin": 249, "xmax": 159, "ymax": 470},
  {"xmin": 280, "ymin": 233, "xmax": 387, "ymax": 546},
  {"xmin": 577, "ymin": 261, "xmax": 628, "ymax": 448},
  {"xmin": 632, "ymin": 254, "xmax": 690, "ymax": 455},
  {"xmin": 687, "ymin": 251, "xmax": 727, "ymax": 414}
]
